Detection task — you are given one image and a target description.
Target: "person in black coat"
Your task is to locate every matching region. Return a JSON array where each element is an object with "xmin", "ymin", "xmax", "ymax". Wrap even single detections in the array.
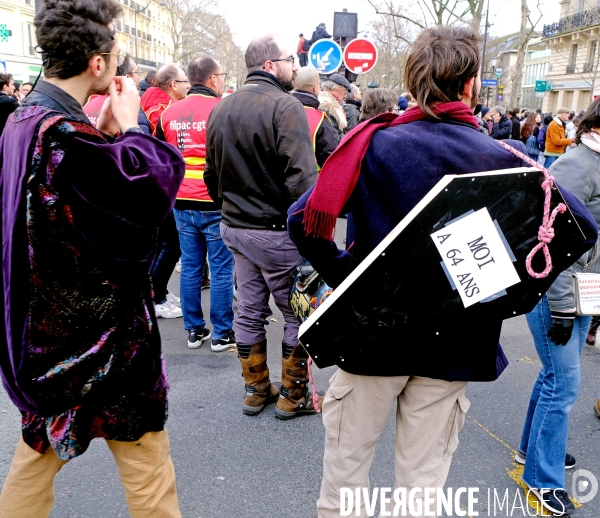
[
  {"xmin": 139, "ymin": 70, "xmax": 156, "ymax": 94},
  {"xmin": 344, "ymin": 84, "xmax": 362, "ymax": 131},
  {"xmin": 311, "ymin": 23, "xmax": 331, "ymax": 42},
  {"xmin": 510, "ymin": 108, "xmax": 521, "ymax": 140},
  {"xmin": 489, "ymin": 105, "xmax": 512, "ymax": 139},
  {"xmin": 0, "ymin": 72, "xmax": 19, "ymax": 136}
]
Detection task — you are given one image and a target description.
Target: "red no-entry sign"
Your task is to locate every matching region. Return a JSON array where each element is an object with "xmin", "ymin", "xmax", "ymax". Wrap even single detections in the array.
[{"xmin": 343, "ymin": 38, "xmax": 378, "ymax": 74}]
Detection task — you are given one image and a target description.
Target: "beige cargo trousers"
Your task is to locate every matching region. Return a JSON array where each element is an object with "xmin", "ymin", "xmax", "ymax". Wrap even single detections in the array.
[{"xmin": 317, "ymin": 370, "xmax": 470, "ymax": 518}]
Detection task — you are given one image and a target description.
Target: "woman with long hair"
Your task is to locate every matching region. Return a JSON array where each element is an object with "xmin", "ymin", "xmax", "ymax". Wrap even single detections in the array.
[
  {"xmin": 516, "ymin": 97, "xmax": 600, "ymax": 515},
  {"xmin": 520, "ymin": 113, "xmax": 540, "ymax": 160}
]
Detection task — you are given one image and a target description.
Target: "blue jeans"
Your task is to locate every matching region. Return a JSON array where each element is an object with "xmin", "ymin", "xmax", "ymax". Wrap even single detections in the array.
[
  {"xmin": 519, "ymin": 295, "xmax": 590, "ymax": 489},
  {"xmin": 174, "ymin": 209, "xmax": 234, "ymax": 339},
  {"xmin": 543, "ymin": 155, "xmax": 559, "ymax": 169}
]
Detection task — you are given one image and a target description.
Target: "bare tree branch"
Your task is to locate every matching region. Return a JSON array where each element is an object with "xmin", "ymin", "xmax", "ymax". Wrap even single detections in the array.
[
  {"xmin": 509, "ymin": 0, "xmax": 544, "ymax": 108},
  {"xmin": 367, "ymin": 0, "xmax": 427, "ymax": 30}
]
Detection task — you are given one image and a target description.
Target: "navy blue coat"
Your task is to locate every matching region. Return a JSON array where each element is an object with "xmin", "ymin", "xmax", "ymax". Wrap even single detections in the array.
[
  {"xmin": 288, "ymin": 118, "xmax": 530, "ymax": 381},
  {"xmin": 490, "ymin": 113, "xmax": 512, "ymax": 140}
]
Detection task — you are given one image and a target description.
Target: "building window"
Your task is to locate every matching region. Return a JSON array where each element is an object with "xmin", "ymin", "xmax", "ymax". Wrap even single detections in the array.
[
  {"xmin": 566, "ymin": 45, "xmax": 578, "ymax": 74},
  {"xmin": 587, "ymin": 41, "xmax": 597, "ymax": 72},
  {"xmin": 27, "ymin": 24, "xmax": 37, "ymax": 55},
  {"xmin": 578, "ymin": 0, "xmax": 585, "ymax": 13}
]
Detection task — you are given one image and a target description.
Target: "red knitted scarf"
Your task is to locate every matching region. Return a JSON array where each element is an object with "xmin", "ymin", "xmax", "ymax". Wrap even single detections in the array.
[{"xmin": 302, "ymin": 101, "xmax": 479, "ymax": 239}]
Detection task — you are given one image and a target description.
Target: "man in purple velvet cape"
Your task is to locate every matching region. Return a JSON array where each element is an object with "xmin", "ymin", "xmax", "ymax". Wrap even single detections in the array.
[{"xmin": 0, "ymin": 1, "xmax": 185, "ymax": 515}]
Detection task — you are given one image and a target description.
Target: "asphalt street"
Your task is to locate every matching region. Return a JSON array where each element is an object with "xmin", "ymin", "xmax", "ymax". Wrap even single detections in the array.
[{"xmin": 0, "ymin": 273, "xmax": 599, "ymax": 517}]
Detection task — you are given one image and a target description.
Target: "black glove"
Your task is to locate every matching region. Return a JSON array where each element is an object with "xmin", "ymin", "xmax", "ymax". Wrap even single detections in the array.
[{"xmin": 547, "ymin": 312, "xmax": 575, "ymax": 346}]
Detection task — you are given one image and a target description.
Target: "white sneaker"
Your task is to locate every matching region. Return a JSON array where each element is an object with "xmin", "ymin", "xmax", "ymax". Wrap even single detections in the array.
[
  {"xmin": 154, "ymin": 301, "xmax": 183, "ymax": 318},
  {"xmin": 166, "ymin": 292, "xmax": 181, "ymax": 308},
  {"xmin": 175, "ymin": 260, "xmax": 182, "ymax": 273}
]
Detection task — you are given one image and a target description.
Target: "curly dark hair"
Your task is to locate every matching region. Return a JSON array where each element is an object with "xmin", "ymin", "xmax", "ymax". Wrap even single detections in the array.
[{"xmin": 34, "ymin": 0, "xmax": 122, "ymax": 80}]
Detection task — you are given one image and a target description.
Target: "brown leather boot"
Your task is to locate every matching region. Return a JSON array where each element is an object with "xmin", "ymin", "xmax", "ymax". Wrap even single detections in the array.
[
  {"xmin": 275, "ymin": 343, "xmax": 323, "ymax": 420},
  {"xmin": 238, "ymin": 340, "xmax": 279, "ymax": 416}
]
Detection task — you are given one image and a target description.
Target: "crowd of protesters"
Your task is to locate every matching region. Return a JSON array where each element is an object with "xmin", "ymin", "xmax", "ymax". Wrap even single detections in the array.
[{"xmin": 1, "ymin": 1, "xmax": 600, "ymax": 517}]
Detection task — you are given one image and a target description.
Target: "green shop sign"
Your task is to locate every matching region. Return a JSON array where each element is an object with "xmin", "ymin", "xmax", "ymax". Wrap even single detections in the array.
[{"xmin": 0, "ymin": 24, "xmax": 12, "ymax": 43}]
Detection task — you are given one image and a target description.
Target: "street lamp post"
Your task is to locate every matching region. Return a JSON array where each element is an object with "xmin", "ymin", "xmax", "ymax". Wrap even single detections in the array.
[
  {"xmin": 480, "ymin": 0, "xmax": 491, "ymax": 78},
  {"xmin": 486, "ymin": 58, "xmax": 498, "ymax": 107},
  {"xmin": 480, "ymin": 0, "xmax": 500, "ymax": 107},
  {"xmin": 134, "ymin": 0, "xmax": 167, "ymax": 63}
]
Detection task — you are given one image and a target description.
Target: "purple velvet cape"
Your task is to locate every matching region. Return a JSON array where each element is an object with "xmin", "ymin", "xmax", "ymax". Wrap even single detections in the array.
[{"xmin": 0, "ymin": 106, "xmax": 185, "ymax": 414}]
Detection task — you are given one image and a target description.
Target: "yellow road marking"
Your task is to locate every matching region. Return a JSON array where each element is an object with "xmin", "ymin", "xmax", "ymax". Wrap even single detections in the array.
[
  {"xmin": 467, "ymin": 415, "xmax": 582, "ymax": 510},
  {"xmin": 520, "ymin": 356, "xmax": 538, "ymax": 364},
  {"xmin": 471, "ymin": 417, "xmax": 517, "ymax": 454}
]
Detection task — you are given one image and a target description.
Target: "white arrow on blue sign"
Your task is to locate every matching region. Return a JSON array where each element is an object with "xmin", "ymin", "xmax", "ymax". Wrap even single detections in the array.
[{"xmin": 308, "ymin": 39, "xmax": 343, "ymax": 75}]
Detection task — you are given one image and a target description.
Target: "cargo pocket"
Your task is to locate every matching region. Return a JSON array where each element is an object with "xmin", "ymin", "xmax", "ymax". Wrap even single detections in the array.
[
  {"xmin": 442, "ymin": 393, "xmax": 470, "ymax": 458},
  {"xmin": 323, "ymin": 370, "xmax": 354, "ymax": 447}
]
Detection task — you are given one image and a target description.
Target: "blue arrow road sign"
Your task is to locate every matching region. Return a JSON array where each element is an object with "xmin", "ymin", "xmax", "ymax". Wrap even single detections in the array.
[
  {"xmin": 308, "ymin": 39, "xmax": 343, "ymax": 75},
  {"xmin": 482, "ymin": 79, "xmax": 498, "ymax": 87}
]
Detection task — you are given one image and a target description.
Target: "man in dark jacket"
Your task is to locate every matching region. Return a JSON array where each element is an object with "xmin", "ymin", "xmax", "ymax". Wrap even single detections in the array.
[
  {"xmin": 139, "ymin": 69, "xmax": 156, "ymax": 94},
  {"xmin": 205, "ymin": 35, "xmax": 319, "ymax": 419},
  {"xmin": 311, "ymin": 23, "xmax": 331, "ymax": 42},
  {"xmin": 489, "ymin": 105, "xmax": 512, "ymax": 139},
  {"xmin": 510, "ymin": 107, "xmax": 521, "ymax": 139},
  {"xmin": 288, "ymin": 26, "xmax": 531, "ymax": 517},
  {"xmin": 292, "ymin": 66, "xmax": 338, "ymax": 168},
  {"xmin": 0, "ymin": 72, "xmax": 19, "ymax": 136},
  {"xmin": 344, "ymin": 84, "xmax": 361, "ymax": 131}
]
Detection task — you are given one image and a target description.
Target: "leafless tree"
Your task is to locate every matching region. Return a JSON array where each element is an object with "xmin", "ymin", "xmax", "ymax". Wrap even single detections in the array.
[
  {"xmin": 367, "ymin": 0, "xmax": 485, "ymax": 36},
  {"xmin": 509, "ymin": 0, "xmax": 543, "ymax": 109},
  {"xmin": 162, "ymin": 0, "xmax": 215, "ymax": 63},
  {"xmin": 162, "ymin": 0, "xmax": 246, "ymax": 86},
  {"xmin": 362, "ymin": 15, "xmax": 411, "ymax": 90}
]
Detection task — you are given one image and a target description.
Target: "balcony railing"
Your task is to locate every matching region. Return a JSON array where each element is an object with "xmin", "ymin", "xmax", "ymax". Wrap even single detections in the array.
[
  {"xmin": 543, "ymin": 7, "xmax": 600, "ymax": 38},
  {"xmin": 566, "ymin": 64, "xmax": 576, "ymax": 73},
  {"xmin": 584, "ymin": 62, "xmax": 595, "ymax": 72}
]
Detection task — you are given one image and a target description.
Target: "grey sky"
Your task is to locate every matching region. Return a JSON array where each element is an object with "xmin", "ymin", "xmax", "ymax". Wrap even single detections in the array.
[{"xmin": 219, "ymin": 0, "xmax": 562, "ymax": 53}]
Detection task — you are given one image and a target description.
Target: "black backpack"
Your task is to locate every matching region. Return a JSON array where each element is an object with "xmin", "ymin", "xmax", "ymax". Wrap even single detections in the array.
[{"xmin": 302, "ymin": 37, "xmax": 312, "ymax": 51}]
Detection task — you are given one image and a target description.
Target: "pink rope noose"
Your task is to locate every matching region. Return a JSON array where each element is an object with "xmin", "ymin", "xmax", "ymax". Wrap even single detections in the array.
[
  {"xmin": 496, "ymin": 140, "xmax": 566, "ymax": 278},
  {"xmin": 307, "ymin": 357, "xmax": 321, "ymax": 413}
]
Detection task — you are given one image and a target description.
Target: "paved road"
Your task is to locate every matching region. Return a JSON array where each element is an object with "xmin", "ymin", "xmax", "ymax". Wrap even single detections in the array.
[{"xmin": 0, "ymin": 272, "xmax": 599, "ymax": 517}]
